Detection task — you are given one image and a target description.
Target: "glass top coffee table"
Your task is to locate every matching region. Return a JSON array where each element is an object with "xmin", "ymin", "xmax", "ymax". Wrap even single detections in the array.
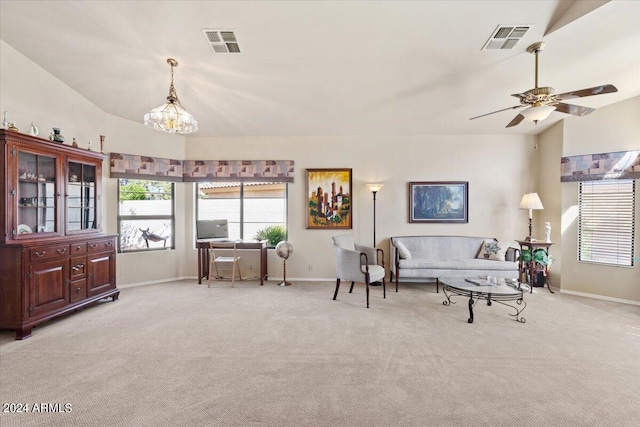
[{"xmin": 440, "ymin": 277, "xmax": 527, "ymax": 324}]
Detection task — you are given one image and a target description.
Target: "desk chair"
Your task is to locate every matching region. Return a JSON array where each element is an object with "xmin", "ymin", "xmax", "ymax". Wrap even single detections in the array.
[{"xmin": 208, "ymin": 241, "xmax": 242, "ymax": 287}]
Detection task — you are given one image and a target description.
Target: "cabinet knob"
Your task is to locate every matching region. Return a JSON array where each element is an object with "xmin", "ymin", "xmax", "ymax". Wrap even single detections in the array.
[
  {"xmin": 106, "ymin": 241, "xmax": 113, "ymax": 247},
  {"xmin": 34, "ymin": 251, "xmax": 45, "ymax": 258},
  {"xmin": 90, "ymin": 244, "xmax": 97, "ymax": 249},
  {"xmin": 57, "ymin": 248, "xmax": 67, "ymax": 254},
  {"xmin": 76, "ymin": 287, "xmax": 81, "ymax": 294}
]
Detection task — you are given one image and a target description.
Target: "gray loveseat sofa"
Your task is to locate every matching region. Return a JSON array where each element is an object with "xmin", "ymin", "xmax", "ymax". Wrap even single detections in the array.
[{"xmin": 390, "ymin": 236, "xmax": 519, "ymax": 292}]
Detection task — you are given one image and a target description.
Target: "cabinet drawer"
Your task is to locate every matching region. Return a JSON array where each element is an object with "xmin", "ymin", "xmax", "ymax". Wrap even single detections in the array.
[
  {"xmin": 70, "ymin": 243, "xmax": 87, "ymax": 255},
  {"xmin": 70, "ymin": 256, "xmax": 87, "ymax": 280},
  {"xmin": 69, "ymin": 279, "xmax": 87, "ymax": 303},
  {"xmin": 87, "ymin": 238, "xmax": 115, "ymax": 254},
  {"xmin": 29, "ymin": 244, "xmax": 70, "ymax": 262}
]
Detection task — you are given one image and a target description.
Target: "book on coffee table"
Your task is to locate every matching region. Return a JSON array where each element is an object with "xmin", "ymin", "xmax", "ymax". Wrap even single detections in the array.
[{"xmin": 465, "ymin": 278, "xmax": 493, "ymax": 286}]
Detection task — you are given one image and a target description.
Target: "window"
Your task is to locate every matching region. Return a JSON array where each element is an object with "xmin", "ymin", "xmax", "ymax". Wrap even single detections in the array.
[
  {"xmin": 118, "ymin": 179, "xmax": 175, "ymax": 252},
  {"xmin": 579, "ymin": 179, "xmax": 635, "ymax": 266},
  {"xmin": 197, "ymin": 182, "xmax": 287, "ymax": 247}
]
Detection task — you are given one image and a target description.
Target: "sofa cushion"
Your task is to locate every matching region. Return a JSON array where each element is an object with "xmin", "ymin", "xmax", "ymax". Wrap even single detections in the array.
[
  {"xmin": 398, "ymin": 258, "xmax": 517, "ymax": 271},
  {"xmin": 394, "ymin": 236, "xmax": 491, "ymax": 260},
  {"xmin": 476, "ymin": 240, "xmax": 507, "ymax": 261},
  {"xmin": 395, "ymin": 241, "xmax": 412, "ymax": 259}
]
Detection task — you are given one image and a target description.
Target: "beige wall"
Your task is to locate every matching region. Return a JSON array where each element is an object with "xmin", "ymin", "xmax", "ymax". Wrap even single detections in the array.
[
  {"xmin": 4, "ymin": 38, "xmax": 636, "ymax": 302},
  {"xmin": 556, "ymin": 97, "xmax": 640, "ymax": 303},
  {"xmin": 535, "ymin": 121, "xmax": 564, "ymax": 287},
  {"xmin": 184, "ymin": 135, "xmax": 535, "ymax": 280},
  {"xmin": 1, "ymin": 40, "xmax": 189, "ymax": 285}
]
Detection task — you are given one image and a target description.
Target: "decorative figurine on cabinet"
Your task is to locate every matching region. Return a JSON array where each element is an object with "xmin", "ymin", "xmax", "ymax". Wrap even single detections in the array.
[
  {"xmin": 50, "ymin": 127, "xmax": 65, "ymax": 143},
  {"xmin": 29, "ymin": 122, "xmax": 39, "ymax": 136}
]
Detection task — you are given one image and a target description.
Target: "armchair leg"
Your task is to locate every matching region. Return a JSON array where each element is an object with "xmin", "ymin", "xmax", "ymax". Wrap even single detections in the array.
[
  {"xmin": 395, "ymin": 272, "xmax": 399, "ymax": 293},
  {"xmin": 365, "ymin": 281, "xmax": 370, "ymax": 309},
  {"xmin": 436, "ymin": 278, "xmax": 440, "ymax": 293},
  {"xmin": 383, "ymin": 277, "xmax": 386, "ymax": 299},
  {"xmin": 333, "ymin": 279, "xmax": 341, "ymax": 300},
  {"xmin": 349, "ymin": 282, "xmax": 355, "ymax": 293}
]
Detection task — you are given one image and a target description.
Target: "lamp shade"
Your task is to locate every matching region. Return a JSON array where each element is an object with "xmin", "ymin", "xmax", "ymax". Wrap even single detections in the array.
[
  {"xmin": 521, "ymin": 105, "xmax": 556, "ymax": 122},
  {"xmin": 366, "ymin": 183, "xmax": 384, "ymax": 193},
  {"xmin": 519, "ymin": 192, "xmax": 544, "ymax": 210}
]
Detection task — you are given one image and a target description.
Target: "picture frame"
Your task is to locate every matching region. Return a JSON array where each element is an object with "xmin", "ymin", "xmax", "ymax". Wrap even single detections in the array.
[
  {"xmin": 409, "ymin": 181, "xmax": 468, "ymax": 223},
  {"xmin": 306, "ymin": 168, "xmax": 352, "ymax": 229}
]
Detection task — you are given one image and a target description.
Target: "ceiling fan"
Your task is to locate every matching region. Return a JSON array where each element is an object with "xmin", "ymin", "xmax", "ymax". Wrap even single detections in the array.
[{"xmin": 470, "ymin": 41, "xmax": 618, "ymax": 128}]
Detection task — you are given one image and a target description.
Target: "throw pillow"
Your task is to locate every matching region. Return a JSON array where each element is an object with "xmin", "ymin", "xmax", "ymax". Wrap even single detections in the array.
[
  {"xmin": 395, "ymin": 241, "xmax": 412, "ymax": 259},
  {"xmin": 476, "ymin": 240, "xmax": 507, "ymax": 261}
]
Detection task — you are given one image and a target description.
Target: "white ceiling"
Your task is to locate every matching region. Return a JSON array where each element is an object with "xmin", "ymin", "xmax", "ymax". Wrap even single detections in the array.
[{"xmin": 1, "ymin": 1, "xmax": 639, "ymax": 138}]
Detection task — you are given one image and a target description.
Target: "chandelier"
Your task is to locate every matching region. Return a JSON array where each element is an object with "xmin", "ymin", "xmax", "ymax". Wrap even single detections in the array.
[{"xmin": 144, "ymin": 58, "xmax": 198, "ymax": 134}]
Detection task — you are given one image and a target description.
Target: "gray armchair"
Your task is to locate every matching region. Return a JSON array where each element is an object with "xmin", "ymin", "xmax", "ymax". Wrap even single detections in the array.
[{"xmin": 332, "ymin": 234, "xmax": 386, "ymax": 308}]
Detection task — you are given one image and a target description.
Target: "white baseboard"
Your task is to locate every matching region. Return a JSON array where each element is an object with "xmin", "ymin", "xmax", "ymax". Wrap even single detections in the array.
[
  {"xmin": 118, "ymin": 276, "xmax": 193, "ymax": 289},
  {"xmin": 118, "ymin": 276, "xmax": 337, "ymax": 288},
  {"xmin": 560, "ymin": 289, "xmax": 640, "ymax": 306}
]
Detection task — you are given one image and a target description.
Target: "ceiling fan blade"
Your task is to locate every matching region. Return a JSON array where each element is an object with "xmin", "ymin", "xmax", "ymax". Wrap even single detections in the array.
[
  {"xmin": 555, "ymin": 84, "xmax": 618, "ymax": 100},
  {"xmin": 553, "ymin": 102, "xmax": 595, "ymax": 117},
  {"xmin": 470, "ymin": 105, "xmax": 523, "ymax": 121},
  {"xmin": 506, "ymin": 114, "xmax": 525, "ymax": 128}
]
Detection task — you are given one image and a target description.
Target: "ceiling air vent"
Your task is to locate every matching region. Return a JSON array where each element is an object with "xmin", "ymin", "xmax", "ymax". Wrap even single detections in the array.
[
  {"xmin": 202, "ymin": 29, "xmax": 241, "ymax": 54},
  {"xmin": 482, "ymin": 25, "xmax": 532, "ymax": 51}
]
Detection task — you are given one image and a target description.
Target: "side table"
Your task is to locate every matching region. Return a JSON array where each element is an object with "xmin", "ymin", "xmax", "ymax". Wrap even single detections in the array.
[{"xmin": 516, "ymin": 240, "xmax": 554, "ymax": 294}]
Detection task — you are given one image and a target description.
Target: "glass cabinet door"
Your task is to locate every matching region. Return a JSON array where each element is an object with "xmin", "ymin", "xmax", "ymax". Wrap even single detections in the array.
[
  {"xmin": 67, "ymin": 161, "xmax": 97, "ymax": 232},
  {"xmin": 16, "ymin": 150, "xmax": 58, "ymax": 235}
]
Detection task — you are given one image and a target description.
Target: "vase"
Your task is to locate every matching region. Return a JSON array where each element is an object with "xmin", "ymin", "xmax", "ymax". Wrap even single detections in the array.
[{"xmin": 50, "ymin": 127, "xmax": 64, "ymax": 143}]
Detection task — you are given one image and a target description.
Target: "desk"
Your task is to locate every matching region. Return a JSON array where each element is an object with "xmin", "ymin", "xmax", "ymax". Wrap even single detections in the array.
[
  {"xmin": 197, "ymin": 239, "xmax": 268, "ymax": 285},
  {"xmin": 516, "ymin": 240, "xmax": 554, "ymax": 294}
]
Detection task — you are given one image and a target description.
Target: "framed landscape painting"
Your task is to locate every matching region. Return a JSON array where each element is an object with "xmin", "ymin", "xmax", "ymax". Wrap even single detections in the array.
[
  {"xmin": 409, "ymin": 181, "xmax": 468, "ymax": 223},
  {"xmin": 306, "ymin": 168, "xmax": 352, "ymax": 229}
]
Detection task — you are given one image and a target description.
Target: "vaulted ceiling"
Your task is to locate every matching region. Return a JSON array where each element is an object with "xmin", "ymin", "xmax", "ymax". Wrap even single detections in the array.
[{"xmin": 1, "ymin": 1, "xmax": 639, "ymax": 138}]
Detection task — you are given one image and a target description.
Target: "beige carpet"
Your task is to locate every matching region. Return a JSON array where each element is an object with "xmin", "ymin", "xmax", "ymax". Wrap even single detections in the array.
[{"xmin": 1, "ymin": 280, "xmax": 639, "ymax": 427}]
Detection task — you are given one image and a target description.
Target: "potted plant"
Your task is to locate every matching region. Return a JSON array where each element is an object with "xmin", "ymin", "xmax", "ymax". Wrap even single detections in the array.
[
  {"xmin": 520, "ymin": 249, "xmax": 532, "ymax": 262},
  {"xmin": 533, "ymin": 249, "xmax": 554, "ymax": 268},
  {"xmin": 253, "ymin": 225, "xmax": 286, "ymax": 248}
]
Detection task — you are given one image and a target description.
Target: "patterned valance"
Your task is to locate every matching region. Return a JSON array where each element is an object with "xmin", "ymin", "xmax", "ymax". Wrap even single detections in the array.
[
  {"xmin": 561, "ymin": 150, "xmax": 640, "ymax": 182},
  {"xmin": 183, "ymin": 160, "xmax": 294, "ymax": 182},
  {"xmin": 110, "ymin": 153, "xmax": 294, "ymax": 183}
]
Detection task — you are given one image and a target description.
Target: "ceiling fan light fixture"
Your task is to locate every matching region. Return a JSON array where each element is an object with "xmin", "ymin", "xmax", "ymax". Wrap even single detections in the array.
[
  {"xmin": 144, "ymin": 58, "xmax": 198, "ymax": 134},
  {"xmin": 521, "ymin": 105, "xmax": 556, "ymax": 122}
]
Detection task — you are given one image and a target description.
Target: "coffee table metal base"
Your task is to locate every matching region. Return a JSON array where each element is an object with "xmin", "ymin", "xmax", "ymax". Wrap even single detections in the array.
[{"xmin": 441, "ymin": 278, "xmax": 526, "ymax": 324}]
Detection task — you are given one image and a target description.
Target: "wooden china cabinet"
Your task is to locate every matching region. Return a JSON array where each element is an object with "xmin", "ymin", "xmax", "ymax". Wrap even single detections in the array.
[{"xmin": 0, "ymin": 130, "xmax": 118, "ymax": 339}]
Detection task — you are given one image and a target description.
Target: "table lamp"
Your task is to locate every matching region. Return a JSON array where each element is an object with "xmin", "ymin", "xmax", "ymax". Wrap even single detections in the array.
[{"xmin": 519, "ymin": 192, "xmax": 544, "ymax": 241}]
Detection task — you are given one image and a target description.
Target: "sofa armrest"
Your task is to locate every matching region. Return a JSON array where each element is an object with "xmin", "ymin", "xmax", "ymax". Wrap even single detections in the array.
[{"xmin": 505, "ymin": 247, "xmax": 520, "ymax": 262}]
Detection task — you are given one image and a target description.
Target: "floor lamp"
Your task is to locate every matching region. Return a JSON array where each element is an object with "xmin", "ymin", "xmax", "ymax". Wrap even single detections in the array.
[{"xmin": 366, "ymin": 184, "xmax": 383, "ymax": 286}]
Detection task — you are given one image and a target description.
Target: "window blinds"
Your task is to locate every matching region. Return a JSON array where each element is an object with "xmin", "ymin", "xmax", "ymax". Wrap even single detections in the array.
[{"xmin": 579, "ymin": 180, "xmax": 635, "ymax": 266}]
